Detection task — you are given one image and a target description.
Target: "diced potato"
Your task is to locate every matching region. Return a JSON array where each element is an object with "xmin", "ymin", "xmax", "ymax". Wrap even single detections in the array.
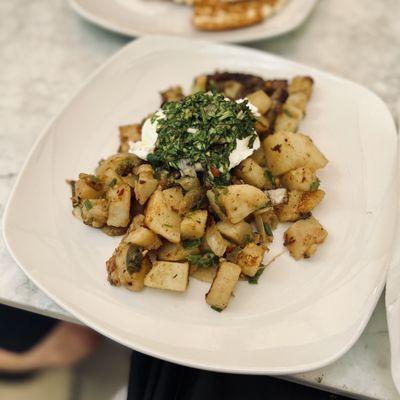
[
  {"xmin": 75, "ymin": 175, "xmax": 103, "ymax": 200},
  {"xmin": 134, "ymin": 170, "xmax": 158, "ymax": 205},
  {"xmin": 157, "ymin": 242, "xmax": 200, "ymax": 261},
  {"xmin": 246, "ymin": 90, "xmax": 271, "ymax": 114},
  {"xmin": 275, "ymin": 189, "xmax": 325, "ymax": 222},
  {"xmin": 284, "ymin": 217, "xmax": 327, "ymax": 260},
  {"xmin": 160, "ymin": 86, "xmax": 184, "ymax": 104},
  {"xmin": 111, "ymin": 244, "xmax": 151, "ymax": 291},
  {"xmin": 125, "ymin": 227, "xmax": 162, "ymax": 250},
  {"xmin": 274, "ymin": 104, "xmax": 304, "ymax": 133},
  {"xmin": 96, "ymin": 153, "xmax": 141, "ymax": 186},
  {"xmin": 144, "ymin": 261, "xmax": 189, "ymax": 292},
  {"xmin": 81, "ymin": 199, "xmax": 109, "ymax": 228},
  {"xmin": 235, "ymin": 158, "xmax": 269, "ymax": 189},
  {"xmin": 237, "ymin": 243, "xmax": 267, "ymax": 277},
  {"xmin": 285, "ymin": 92, "xmax": 308, "ymax": 113},
  {"xmin": 204, "ymin": 225, "xmax": 228, "ymax": 257},
  {"xmin": 163, "ymin": 187, "xmax": 184, "ymax": 213},
  {"xmin": 254, "ymin": 214, "xmax": 270, "ymax": 243},
  {"xmin": 144, "ymin": 190, "xmax": 181, "ymax": 243},
  {"xmin": 281, "ymin": 167, "xmax": 317, "ymax": 191},
  {"xmin": 107, "ymin": 184, "xmax": 131, "ymax": 227},
  {"xmin": 206, "ymin": 190, "xmax": 227, "ymax": 220},
  {"xmin": 181, "ymin": 210, "xmax": 208, "ymax": 240},
  {"xmin": 218, "ymin": 185, "xmax": 269, "ymax": 224},
  {"xmin": 190, "ymin": 265, "xmax": 217, "ymax": 283},
  {"xmin": 118, "ymin": 124, "xmax": 141, "ymax": 153},
  {"xmin": 289, "ymin": 76, "xmax": 314, "ymax": 100},
  {"xmin": 179, "ymin": 188, "xmax": 203, "ymax": 215},
  {"xmin": 251, "ymin": 147, "xmax": 266, "ymax": 167},
  {"xmin": 223, "ymin": 80, "xmax": 243, "ymax": 99},
  {"xmin": 255, "ymin": 115, "xmax": 270, "ymax": 134},
  {"xmin": 263, "ymin": 131, "xmax": 328, "ymax": 176},
  {"xmin": 260, "ymin": 208, "xmax": 279, "ymax": 230},
  {"xmin": 177, "ymin": 176, "xmax": 200, "ymax": 192},
  {"xmin": 216, "ymin": 220, "xmax": 253, "ymax": 245},
  {"xmin": 192, "ymin": 75, "xmax": 207, "ymax": 93},
  {"xmin": 206, "ymin": 261, "xmax": 241, "ymax": 311}
]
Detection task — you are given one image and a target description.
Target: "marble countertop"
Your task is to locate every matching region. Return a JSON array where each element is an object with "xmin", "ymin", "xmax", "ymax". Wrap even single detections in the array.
[{"xmin": 1, "ymin": 0, "xmax": 400, "ymax": 398}]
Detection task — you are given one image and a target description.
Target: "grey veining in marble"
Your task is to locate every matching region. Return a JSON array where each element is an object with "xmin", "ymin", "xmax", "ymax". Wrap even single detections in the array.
[{"xmin": 0, "ymin": 0, "xmax": 400, "ymax": 399}]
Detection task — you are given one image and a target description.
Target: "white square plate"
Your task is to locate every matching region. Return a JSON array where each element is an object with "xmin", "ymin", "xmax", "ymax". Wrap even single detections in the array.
[
  {"xmin": 3, "ymin": 36, "xmax": 398, "ymax": 374},
  {"xmin": 69, "ymin": 0, "xmax": 318, "ymax": 43}
]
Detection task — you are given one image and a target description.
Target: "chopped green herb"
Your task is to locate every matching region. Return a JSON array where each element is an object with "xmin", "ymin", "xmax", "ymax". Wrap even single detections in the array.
[
  {"xmin": 109, "ymin": 178, "xmax": 117, "ymax": 187},
  {"xmin": 187, "ymin": 252, "xmax": 219, "ymax": 268},
  {"xmin": 83, "ymin": 199, "xmax": 93, "ymax": 210},
  {"xmin": 248, "ymin": 266, "xmax": 266, "ymax": 284},
  {"xmin": 126, "ymin": 245, "xmax": 143, "ymax": 275},
  {"xmin": 310, "ymin": 178, "xmax": 320, "ymax": 192},
  {"xmin": 211, "ymin": 305, "xmax": 223, "ymax": 312},
  {"xmin": 264, "ymin": 170, "xmax": 276, "ymax": 188},
  {"xmin": 147, "ymin": 92, "xmax": 256, "ymax": 185},
  {"xmin": 263, "ymin": 223, "xmax": 273, "ymax": 237},
  {"xmin": 182, "ymin": 238, "xmax": 202, "ymax": 249}
]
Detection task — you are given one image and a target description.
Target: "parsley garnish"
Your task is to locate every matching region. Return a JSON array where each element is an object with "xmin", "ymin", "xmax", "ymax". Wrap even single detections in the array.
[
  {"xmin": 182, "ymin": 238, "xmax": 202, "ymax": 249},
  {"xmin": 263, "ymin": 223, "xmax": 273, "ymax": 237},
  {"xmin": 211, "ymin": 305, "xmax": 223, "ymax": 312},
  {"xmin": 248, "ymin": 266, "xmax": 266, "ymax": 284},
  {"xmin": 310, "ymin": 178, "xmax": 320, "ymax": 192},
  {"xmin": 83, "ymin": 199, "xmax": 93, "ymax": 210},
  {"xmin": 147, "ymin": 92, "xmax": 256, "ymax": 185},
  {"xmin": 265, "ymin": 170, "xmax": 276, "ymax": 188},
  {"xmin": 187, "ymin": 252, "xmax": 219, "ymax": 267}
]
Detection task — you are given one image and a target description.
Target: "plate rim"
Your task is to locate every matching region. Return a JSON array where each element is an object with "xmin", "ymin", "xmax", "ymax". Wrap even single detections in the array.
[
  {"xmin": 3, "ymin": 35, "xmax": 398, "ymax": 374},
  {"xmin": 68, "ymin": 0, "xmax": 319, "ymax": 43}
]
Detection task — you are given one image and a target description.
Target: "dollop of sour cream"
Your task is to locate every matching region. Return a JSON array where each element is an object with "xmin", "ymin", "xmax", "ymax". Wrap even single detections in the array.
[{"xmin": 129, "ymin": 98, "xmax": 260, "ymax": 171}]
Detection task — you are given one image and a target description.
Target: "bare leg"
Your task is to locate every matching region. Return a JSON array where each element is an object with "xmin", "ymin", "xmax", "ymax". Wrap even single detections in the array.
[{"xmin": 0, "ymin": 322, "xmax": 101, "ymax": 372}]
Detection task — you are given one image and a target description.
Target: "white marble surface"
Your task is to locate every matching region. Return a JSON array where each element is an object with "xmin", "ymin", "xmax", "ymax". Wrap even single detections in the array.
[{"xmin": 0, "ymin": 0, "xmax": 400, "ymax": 398}]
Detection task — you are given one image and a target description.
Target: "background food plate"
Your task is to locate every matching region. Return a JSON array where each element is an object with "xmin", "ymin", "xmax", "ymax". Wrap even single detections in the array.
[
  {"xmin": 68, "ymin": 0, "xmax": 318, "ymax": 43},
  {"xmin": 3, "ymin": 36, "xmax": 397, "ymax": 374}
]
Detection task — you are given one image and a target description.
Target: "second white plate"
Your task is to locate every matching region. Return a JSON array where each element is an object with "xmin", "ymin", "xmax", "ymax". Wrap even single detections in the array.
[
  {"xmin": 69, "ymin": 0, "xmax": 318, "ymax": 43},
  {"xmin": 3, "ymin": 36, "xmax": 398, "ymax": 374}
]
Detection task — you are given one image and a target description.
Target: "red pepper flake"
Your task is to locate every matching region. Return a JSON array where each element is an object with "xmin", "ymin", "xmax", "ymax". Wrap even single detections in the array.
[{"xmin": 210, "ymin": 165, "xmax": 220, "ymax": 177}]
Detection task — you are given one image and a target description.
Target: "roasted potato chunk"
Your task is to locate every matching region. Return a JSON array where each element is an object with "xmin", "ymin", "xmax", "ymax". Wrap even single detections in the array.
[
  {"xmin": 204, "ymin": 225, "xmax": 228, "ymax": 257},
  {"xmin": 237, "ymin": 243, "xmax": 267, "ymax": 277},
  {"xmin": 179, "ymin": 188, "xmax": 203, "ymax": 215},
  {"xmin": 144, "ymin": 261, "xmax": 189, "ymax": 292},
  {"xmin": 107, "ymin": 184, "xmax": 131, "ymax": 227},
  {"xmin": 206, "ymin": 190, "xmax": 227, "ymax": 220},
  {"xmin": 110, "ymin": 244, "xmax": 151, "ymax": 292},
  {"xmin": 181, "ymin": 210, "xmax": 208, "ymax": 240},
  {"xmin": 284, "ymin": 217, "xmax": 327, "ymax": 260},
  {"xmin": 134, "ymin": 172, "xmax": 158, "ymax": 206},
  {"xmin": 263, "ymin": 131, "xmax": 328, "ymax": 176},
  {"xmin": 274, "ymin": 104, "xmax": 304, "ymax": 133},
  {"xmin": 96, "ymin": 153, "xmax": 140, "ymax": 186},
  {"xmin": 145, "ymin": 190, "xmax": 181, "ymax": 243},
  {"xmin": 81, "ymin": 199, "xmax": 109, "ymax": 228},
  {"xmin": 288, "ymin": 76, "xmax": 314, "ymax": 100},
  {"xmin": 190, "ymin": 265, "xmax": 217, "ymax": 283},
  {"xmin": 160, "ymin": 86, "xmax": 184, "ymax": 104},
  {"xmin": 275, "ymin": 189, "xmax": 325, "ymax": 222},
  {"xmin": 250, "ymin": 147, "xmax": 266, "ymax": 167},
  {"xmin": 218, "ymin": 185, "xmax": 269, "ymax": 223},
  {"xmin": 206, "ymin": 261, "xmax": 241, "ymax": 311},
  {"xmin": 118, "ymin": 124, "xmax": 141, "ymax": 153},
  {"xmin": 235, "ymin": 158, "xmax": 269, "ymax": 189},
  {"xmin": 281, "ymin": 167, "xmax": 317, "ymax": 191},
  {"xmin": 74, "ymin": 174, "xmax": 103, "ymax": 200},
  {"xmin": 246, "ymin": 90, "xmax": 271, "ymax": 114},
  {"xmin": 157, "ymin": 242, "xmax": 200, "ymax": 261},
  {"xmin": 163, "ymin": 187, "xmax": 184, "ymax": 213},
  {"xmin": 125, "ymin": 226, "xmax": 162, "ymax": 250},
  {"xmin": 216, "ymin": 220, "xmax": 253, "ymax": 245}
]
